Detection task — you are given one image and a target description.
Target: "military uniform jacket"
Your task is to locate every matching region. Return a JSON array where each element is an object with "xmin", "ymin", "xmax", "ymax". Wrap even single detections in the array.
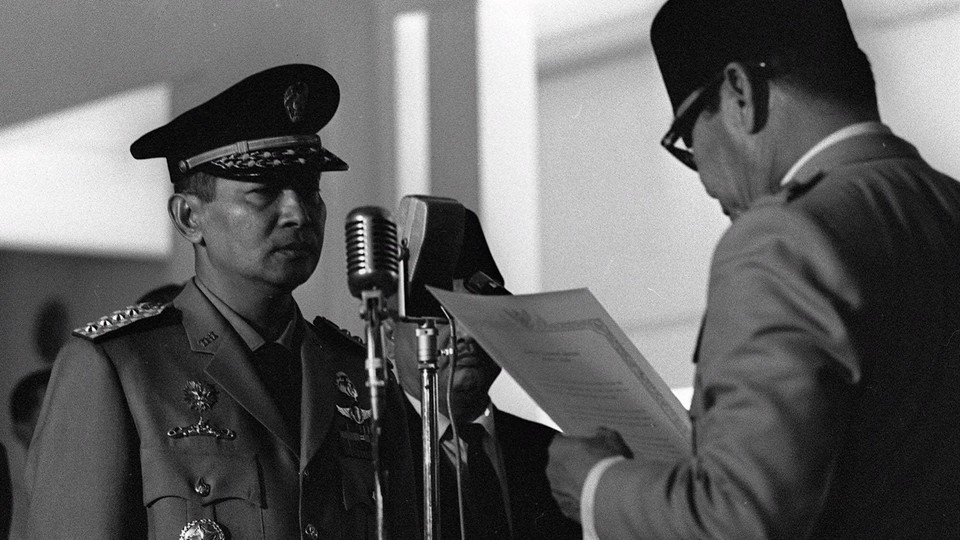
[
  {"xmin": 26, "ymin": 279, "xmax": 418, "ymax": 539},
  {"xmin": 592, "ymin": 130, "xmax": 960, "ymax": 539}
]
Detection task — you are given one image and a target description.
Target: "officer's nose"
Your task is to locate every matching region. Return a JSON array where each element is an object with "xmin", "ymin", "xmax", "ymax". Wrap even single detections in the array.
[{"xmin": 278, "ymin": 189, "xmax": 315, "ymax": 227}]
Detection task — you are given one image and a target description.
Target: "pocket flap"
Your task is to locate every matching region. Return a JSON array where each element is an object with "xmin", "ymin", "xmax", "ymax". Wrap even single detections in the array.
[
  {"xmin": 340, "ymin": 456, "xmax": 375, "ymax": 511},
  {"xmin": 141, "ymin": 447, "xmax": 263, "ymax": 508}
]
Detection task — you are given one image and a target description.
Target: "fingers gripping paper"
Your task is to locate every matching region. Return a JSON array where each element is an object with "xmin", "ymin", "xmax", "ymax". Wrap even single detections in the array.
[{"xmin": 429, "ymin": 287, "xmax": 691, "ymax": 461}]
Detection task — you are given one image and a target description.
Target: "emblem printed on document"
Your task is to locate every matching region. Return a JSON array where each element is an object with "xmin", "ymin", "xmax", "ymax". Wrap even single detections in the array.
[
  {"xmin": 335, "ymin": 372, "xmax": 373, "ymax": 460},
  {"xmin": 180, "ymin": 518, "xmax": 225, "ymax": 540},
  {"xmin": 167, "ymin": 380, "xmax": 237, "ymax": 440}
]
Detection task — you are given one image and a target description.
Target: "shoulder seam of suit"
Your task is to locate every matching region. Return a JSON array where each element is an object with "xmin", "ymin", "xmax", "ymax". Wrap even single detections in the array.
[{"xmin": 72, "ymin": 302, "xmax": 173, "ymax": 342}]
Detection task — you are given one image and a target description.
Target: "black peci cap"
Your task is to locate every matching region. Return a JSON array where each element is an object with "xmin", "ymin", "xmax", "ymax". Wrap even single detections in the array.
[
  {"xmin": 131, "ymin": 64, "xmax": 348, "ymax": 182},
  {"xmin": 650, "ymin": 0, "xmax": 865, "ymax": 114},
  {"xmin": 454, "ymin": 208, "xmax": 504, "ymax": 288}
]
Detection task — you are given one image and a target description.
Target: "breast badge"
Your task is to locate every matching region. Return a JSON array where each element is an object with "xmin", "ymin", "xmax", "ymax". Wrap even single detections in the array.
[
  {"xmin": 179, "ymin": 518, "xmax": 225, "ymax": 540},
  {"xmin": 335, "ymin": 372, "xmax": 372, "ymax": 424},
  {"xmin": 335, "ymin": 372, "xmax": 372, "ymax": 460},
  {"xmin": 167, "ymin": 381, "xmax": 237, "ymax": 440}
]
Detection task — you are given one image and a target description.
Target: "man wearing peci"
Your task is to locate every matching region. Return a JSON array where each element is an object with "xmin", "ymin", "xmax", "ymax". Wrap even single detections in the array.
[
  {"xmin": 547, "ymin": 1, "xmax": 960, "ymax": 539},
  {"xmin": 26, "ymin": 64, "xmax": 418, "ymax": 539},
  {"xmin": 392, "ymin": 209, "xmax": 581, "ymax": 540}
]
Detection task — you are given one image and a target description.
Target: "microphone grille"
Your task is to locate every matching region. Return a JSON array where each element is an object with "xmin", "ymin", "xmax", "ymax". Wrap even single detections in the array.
[{"xmin": 345, "ymin": 206, "xmax": 400, "ymax": 298}]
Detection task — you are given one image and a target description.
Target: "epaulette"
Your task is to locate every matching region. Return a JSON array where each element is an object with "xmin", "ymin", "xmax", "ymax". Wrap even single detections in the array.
[
  {"xmin": 73, "ymin": 302, "xmax": 171, "ymax": 341},
  {"xmin": 312, "ymin": 316, "xmax": 365, "ymax": 346}
]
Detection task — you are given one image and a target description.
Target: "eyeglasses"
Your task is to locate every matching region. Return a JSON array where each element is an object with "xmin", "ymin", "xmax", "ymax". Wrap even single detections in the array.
[
  {"xmin": 659, "ymin": 71, "xmax": 725, "ymax": 171},
  {"xmin": 660, "ymin": 62, "xmax": 772, "ymax": 171}
]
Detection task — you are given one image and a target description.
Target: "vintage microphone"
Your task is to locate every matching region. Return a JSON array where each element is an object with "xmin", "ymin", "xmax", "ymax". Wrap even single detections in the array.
[
  {"xmin": 391, "ymin": 196, "xmax": 513, "ymax": 539},
  {"xmin": 394, "ymin": 195, "xmax": 465, "ymax": 540},
  {"xmin": 345, "ymin": 206, "xmax": 400, "ymax": 540}
]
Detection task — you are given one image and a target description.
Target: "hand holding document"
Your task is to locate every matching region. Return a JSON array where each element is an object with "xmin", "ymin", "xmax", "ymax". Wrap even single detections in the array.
[{"xmin": 429, "ymin": 287, "xmax": 691, "ymax": 461}]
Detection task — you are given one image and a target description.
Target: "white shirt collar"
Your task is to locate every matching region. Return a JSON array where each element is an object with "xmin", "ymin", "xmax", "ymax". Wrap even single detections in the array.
[
  {"xmin": 780, "ymin": 121, "xmax": 891, "ymax": 186},
  {"xmin": 404, "ymin": 391, "xmax": 497, "ymax": 440}
]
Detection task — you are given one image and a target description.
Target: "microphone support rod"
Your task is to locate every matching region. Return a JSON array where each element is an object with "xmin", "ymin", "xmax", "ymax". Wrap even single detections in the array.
[
  {"xmin": 360, "ymin": 289, "xmax": 388, "ymax": 540},
  {"xmin": 398, "ymin": 247, "xmax": 441, "ymax": 540},
  {"xmin": 416, "ymin": 319, "xmax": 440, "ymax": 540}
]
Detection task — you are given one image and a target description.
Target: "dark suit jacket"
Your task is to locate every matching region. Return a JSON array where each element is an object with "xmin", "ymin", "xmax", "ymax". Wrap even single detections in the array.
[
  {"xmin": 405, "ymin": 401, "xmax": 581, "ymax": 540},
  {"xmin": 26, "ymin": 279, "xmax": 418, "ymax": 539},
  {"xmin": 592, "ymin": 129, "xmax": 960, "ymax": 539}
]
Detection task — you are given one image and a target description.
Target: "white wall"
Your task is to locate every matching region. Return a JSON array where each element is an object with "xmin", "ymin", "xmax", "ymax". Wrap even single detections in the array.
[
  {"xmin": 856, "ymin": 7, "xmax": 960, "ymax": 179},
  {"xmin": 537, "ymin": 32, "xmax": 725, "ymax": 390}
]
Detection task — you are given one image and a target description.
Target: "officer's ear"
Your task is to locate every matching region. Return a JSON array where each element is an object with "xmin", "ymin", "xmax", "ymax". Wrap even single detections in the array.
[{"xmin": 168, "ymin": 193, "xmax": 205, "ymax": 245}]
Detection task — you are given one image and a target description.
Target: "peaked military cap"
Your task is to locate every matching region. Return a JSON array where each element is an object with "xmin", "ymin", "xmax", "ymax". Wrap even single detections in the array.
[
  {"xmin": 131, "ymin": 64, "xmax": 348, "ymax": 182},
  {"xmin": 651, "ymin": 0, "xmax": 866, "ymax": 114}
]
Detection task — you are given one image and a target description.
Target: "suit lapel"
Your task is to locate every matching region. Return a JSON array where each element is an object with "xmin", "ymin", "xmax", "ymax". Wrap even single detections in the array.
[{"xmin": 175, "ymin": 280, "xmax": 298, "ymax": 454}]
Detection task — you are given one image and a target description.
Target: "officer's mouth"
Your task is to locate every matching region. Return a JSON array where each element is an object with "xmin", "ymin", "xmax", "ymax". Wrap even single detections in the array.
[{"xmin": 274, "ymin": 241, "xmax": 318, "ymax": 257}]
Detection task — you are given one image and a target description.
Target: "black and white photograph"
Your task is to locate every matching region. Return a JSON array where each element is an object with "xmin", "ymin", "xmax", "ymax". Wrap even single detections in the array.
[{"xmin": 1, "ymin": 1, "xmax": 959, "ymax": 538}]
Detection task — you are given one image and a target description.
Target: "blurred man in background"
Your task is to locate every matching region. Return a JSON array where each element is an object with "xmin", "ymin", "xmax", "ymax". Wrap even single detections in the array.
[
  {"xmin": 547, "ymin": 0, "xmax": 960, "ymax": 538},
  {"xmin": 9, "ymin": 369, "xmax": 50, "ymax": 451},
  {"xmin": 7, "ymin": 368, "xmax": 51, "ymax": 539},
  {"xmin": 392, "ymin": 209, "xmax": 581, "ymax": 540}
]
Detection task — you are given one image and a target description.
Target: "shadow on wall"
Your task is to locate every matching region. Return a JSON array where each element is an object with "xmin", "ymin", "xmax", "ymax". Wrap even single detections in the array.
[{"xmin": 31, "ymin": 298, "xmax": 70, "ymax": 366}]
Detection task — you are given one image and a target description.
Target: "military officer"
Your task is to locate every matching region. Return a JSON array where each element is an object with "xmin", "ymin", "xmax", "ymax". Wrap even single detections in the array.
[{"xmin": 26, "ymin": 64, "xmax": 418, "ymax": 539}]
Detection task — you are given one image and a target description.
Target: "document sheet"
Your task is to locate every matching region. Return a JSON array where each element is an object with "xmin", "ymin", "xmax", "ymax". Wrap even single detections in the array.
[{"xmin": 429, "ymin": 287, "xmax": 691, "ymax": 461}]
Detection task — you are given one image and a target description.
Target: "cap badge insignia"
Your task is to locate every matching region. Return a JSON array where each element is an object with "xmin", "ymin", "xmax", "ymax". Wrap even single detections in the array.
[
  {"xmin": 179, "ymin": 518, "xmax": 225, "ymax": 540},
  {"xmin": 167, "ymin": 380, "xmax": 237, "ymax": 440},
  {"xmin": 284, "ymin": 81, "xmax": 309, "ymax": 123},
  {"xmin": 335, "ymin": 371, "xmax": 372, "ymax": 424}
]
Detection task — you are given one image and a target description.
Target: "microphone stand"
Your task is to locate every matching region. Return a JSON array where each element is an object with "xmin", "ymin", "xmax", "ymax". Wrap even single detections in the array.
[
  {"xmin": 398, "ymin": 245, "xmax": 441, "ymax": 540},
  {"xmin": 360, "ymin": 288, "xmax": 389, "ymax": 540}
]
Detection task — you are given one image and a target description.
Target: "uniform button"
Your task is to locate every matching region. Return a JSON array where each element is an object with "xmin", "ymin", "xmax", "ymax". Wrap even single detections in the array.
[
  {"xmin": 194, "ymin": 477, "xmax": 211, "ymax": 497},
  {"xmin": 304, "ymin": 523, "xmax": 319, "ymax": 539}
]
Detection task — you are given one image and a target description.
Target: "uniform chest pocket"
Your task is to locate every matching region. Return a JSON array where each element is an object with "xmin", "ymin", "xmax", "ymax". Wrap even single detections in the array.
[{"xmin": 141, "ymin": 447, "xmax": 264, "ymax": 540}]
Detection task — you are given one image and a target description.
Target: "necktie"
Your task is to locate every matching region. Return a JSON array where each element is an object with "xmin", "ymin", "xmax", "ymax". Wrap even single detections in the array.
[
  {"xmin": 254, "ymin": 342, "xmax": 302, "ymax": 437},
  {"xmin": 458, "ymin": 423, "xmax": 510, "ymax": 539}
]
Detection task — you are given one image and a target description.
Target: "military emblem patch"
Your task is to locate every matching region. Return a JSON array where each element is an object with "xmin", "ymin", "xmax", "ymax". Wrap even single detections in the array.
[
  {"xmin": 167, "ymin": 380, "xmax": 236, "ymax": 440},
  {"xmin": 335, "ymin": 372, "xmax": 373, "ymax": 460},
  {"xmin": 335, "ymin": 372, "xmax": 372, "ymax": 424},
  {"xmin": 179, "ymin": 518, "xmax": 225, "ymax": 540}
]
